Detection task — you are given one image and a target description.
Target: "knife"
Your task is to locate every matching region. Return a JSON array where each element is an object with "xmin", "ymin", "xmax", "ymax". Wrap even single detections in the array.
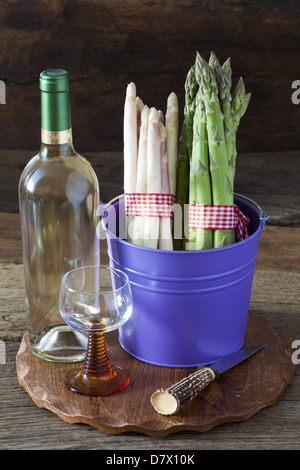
[{"xmin": 150, "ymin": 344, "xmax": 267, "ymax": 415}]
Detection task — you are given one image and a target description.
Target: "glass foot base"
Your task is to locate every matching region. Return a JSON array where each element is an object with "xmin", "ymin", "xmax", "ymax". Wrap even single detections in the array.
[
  {"xmin": 29, "ymin": 324, "xmax": 87, "ymax": 363},
  {"xmin": 65, "ymin": 364, "xmax": 130, "ymax": 396}
]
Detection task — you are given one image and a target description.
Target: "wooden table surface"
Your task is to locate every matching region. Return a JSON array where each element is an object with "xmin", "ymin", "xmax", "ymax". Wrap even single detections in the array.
[{"xmin": 1, "ymin": 150, "xmax": 299, "ymax": 450}]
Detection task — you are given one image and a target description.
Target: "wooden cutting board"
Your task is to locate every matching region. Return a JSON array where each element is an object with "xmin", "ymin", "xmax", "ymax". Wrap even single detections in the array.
[{"xmin": 16, "ymin": 314, "xmax": 295, "ymax": 437}]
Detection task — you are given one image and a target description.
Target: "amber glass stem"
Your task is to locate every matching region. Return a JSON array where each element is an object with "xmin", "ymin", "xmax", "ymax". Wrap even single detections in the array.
[{"xmin": 83, "ymin": 331, "xmax": 113, "ymax": 377}]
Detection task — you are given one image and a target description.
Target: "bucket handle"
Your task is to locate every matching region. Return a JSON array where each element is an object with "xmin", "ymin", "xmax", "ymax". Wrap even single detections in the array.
[
  {"xmin": 98, "ymin": 195, "xmax": 121, "ymax": 219},
  {"xmin": 260, "ymin": 213, "xmax": 268, "ymax": 230},
  {"xmin": 98, "ymin": 196, "xmax": 123, "ymax": 233},
  {"xmin": 234, "ymin": 192, "xmax": 269, "ymax": 230}
]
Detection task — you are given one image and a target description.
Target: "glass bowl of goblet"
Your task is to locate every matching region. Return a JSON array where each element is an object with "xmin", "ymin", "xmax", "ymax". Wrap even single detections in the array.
[{"xmin": 59, "ymin": 265, "xmax": 133, "ymax": 396}]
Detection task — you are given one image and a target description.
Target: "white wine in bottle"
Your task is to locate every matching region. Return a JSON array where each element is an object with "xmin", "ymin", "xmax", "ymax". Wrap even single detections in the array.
[{"xmin": 18, "ymin": 69, "xmax": 100, "ymax": 362}]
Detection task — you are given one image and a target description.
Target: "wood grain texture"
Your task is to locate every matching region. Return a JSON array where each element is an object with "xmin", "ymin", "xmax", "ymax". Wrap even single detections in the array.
[
  {"xmin": 1, "ymin": 212, "xmax": 300, "ymax": 448},
  {"xmin": 0, "ymin": 0, "xmax": 299, "ymax": 154},
  {"xmin": 15, "ymin": 315, "xmax": 294, "ymax": 437}
]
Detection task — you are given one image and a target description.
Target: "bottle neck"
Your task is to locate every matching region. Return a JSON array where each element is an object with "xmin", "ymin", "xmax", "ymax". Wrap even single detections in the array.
[
  {"xmin": 41, "ymin": 128, "xmax": 73, "ymax": 146},
  {"xmin": 40, "ymin": 88, "xmax": 73, "ymax": 146}
]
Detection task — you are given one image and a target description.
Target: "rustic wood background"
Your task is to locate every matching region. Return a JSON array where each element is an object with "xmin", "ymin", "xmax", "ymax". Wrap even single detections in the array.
[
  {"xmin": 1, "ymin": 0, "xmax": 300, "ymax": 214},
  {"xmin": 0, "ymin": 0, "xmax": 299, "ymax": 155}
]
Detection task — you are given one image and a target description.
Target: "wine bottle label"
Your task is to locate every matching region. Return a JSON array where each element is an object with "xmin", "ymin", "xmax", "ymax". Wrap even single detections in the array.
[{"xmin": 41, "ymin": 128, "xmax": 72, "ymax": 145}]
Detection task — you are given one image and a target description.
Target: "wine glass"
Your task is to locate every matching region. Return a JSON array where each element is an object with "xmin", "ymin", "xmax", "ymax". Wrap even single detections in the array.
[{"xmin": 59, "ymin": 265, "xmax": 133, "ymax": 396}]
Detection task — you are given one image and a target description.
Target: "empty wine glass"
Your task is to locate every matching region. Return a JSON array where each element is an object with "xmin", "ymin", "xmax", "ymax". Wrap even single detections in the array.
[{"xmin": 59, "ymin": 265, "xmax": 133, "ymax": 396}]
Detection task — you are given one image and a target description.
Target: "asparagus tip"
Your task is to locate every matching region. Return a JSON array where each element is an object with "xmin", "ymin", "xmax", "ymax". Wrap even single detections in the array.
[
  {"xmin": 136, "ymin": 96, "xmax": 144, "ymax": 107},
  {"xmin": 167, "ymin": 91, "xmax": 178, "ymax": 105},
  {"xmin": 209, "ymin": 51, "xmax": 220, "ymax": 69},
  {"xmin": 126, "ymin": 82, "xmax": 136, "ymax": 98},
  {"xmin": 149, "ymin": 107, "xmax": 159, "ymax": 123},
  {"xmin": 141, "ymin": 104, "xmax": 150, "ymax": 121},
  {"xmin": 222, "ymin": 57, "xmax": 231, "ymax": 74},
  {"xmin": 235, "ymin": 76, "xmax": 245, "ymax": 94},
  {"xmin": 158, "ymin": 109, "xmax": 164, "ymax": 123}
]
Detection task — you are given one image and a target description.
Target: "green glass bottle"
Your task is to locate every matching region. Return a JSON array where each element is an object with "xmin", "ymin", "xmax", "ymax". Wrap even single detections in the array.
[{"xmin": 18, "ymin": 70, "xmax": 100, "ymax": 362}]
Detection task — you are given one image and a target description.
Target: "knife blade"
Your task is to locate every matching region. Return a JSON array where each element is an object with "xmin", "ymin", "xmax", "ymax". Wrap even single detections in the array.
[{"xmin": 150, "ymin": 344, "xmax": 267, "ymax": 415}]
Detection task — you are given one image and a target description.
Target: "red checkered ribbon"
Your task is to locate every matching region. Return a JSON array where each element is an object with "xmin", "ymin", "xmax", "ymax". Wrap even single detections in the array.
[
  {"xmin": 124, "ymin": 193, "xmax": 176, "ymax": 218},
  {"xmin": 189, "ymin": 204, "xmax": 250, "ymax": 241}
]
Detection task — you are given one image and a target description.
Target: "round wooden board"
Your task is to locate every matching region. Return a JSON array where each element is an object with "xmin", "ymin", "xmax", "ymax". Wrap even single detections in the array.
[{"xmin": 16, "ymin": 314, "xmax": 295, "ymax": 437}]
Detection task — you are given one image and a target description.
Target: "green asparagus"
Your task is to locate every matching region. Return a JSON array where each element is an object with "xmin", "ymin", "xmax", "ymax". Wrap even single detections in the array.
[
  {"xmin": 195, "ymin": 52, "xmax": 235, "ymax": 248},
  {"xmin": 231, "ymin": 77, "xmax": 251, "ymax": 176},
  {"xmin": 174, "ymin": 51, "xmax": 250, "ymax": 250},
  {"xmin": 187, "ymin": 89, "xmax": 212, "ymax": 250},
  {"xmin": 174, "ymin": 66, "xmax": 198, "ymax": 249},
  {"xmin": 209, "ymin": 53, "xmax": 235, "ymax": 189}
]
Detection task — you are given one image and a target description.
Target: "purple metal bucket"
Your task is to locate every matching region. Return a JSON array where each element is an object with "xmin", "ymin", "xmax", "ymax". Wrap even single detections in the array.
[{"xmin": 102, "ymin": 194, "xmax": 266, "ymax": 367}]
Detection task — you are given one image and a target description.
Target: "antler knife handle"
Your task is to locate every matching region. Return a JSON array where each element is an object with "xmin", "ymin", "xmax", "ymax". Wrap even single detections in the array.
[{"xmin": 150, "ymin": 366, "xmax": 217, "ymax": 415}]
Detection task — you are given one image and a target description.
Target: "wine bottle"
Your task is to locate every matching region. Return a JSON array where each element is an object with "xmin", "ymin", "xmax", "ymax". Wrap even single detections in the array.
[{"xmin": 18, "ymin": 69, "xmax": 100, "ymax": 362}]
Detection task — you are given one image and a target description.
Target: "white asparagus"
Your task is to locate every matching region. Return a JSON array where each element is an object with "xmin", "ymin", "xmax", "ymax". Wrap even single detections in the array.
[
  {"xmin": 158, "ymin": 109, "xmax": 164, "ymax": 123},
  {"xmin": 123, "ymin": 82, "xmax": 138, "ymax": 242},
  {"xmin": 123, "ymin": 84, "xmax": 178, "ymax": 250},
  {"xmin": 136, "ymin": 105, "xmax": 150, "ymax": 194},
  {"xmin": 131, "ymin": 104, "xmax": 150, "ymax": 245},
  {"xmin": 165, "ymin": 92, "xmax": 179, "ymax": 196},
  {"xmin": 136, "ymin": 96, "xmax": 144, "ymax": 151},
  {"xmin": 158, "ymin": 122, "xmax": 173, "ymax": 250},
  {"xmin": 143, "ymin": 107, "xmax": 161, "ymax": 249}
]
